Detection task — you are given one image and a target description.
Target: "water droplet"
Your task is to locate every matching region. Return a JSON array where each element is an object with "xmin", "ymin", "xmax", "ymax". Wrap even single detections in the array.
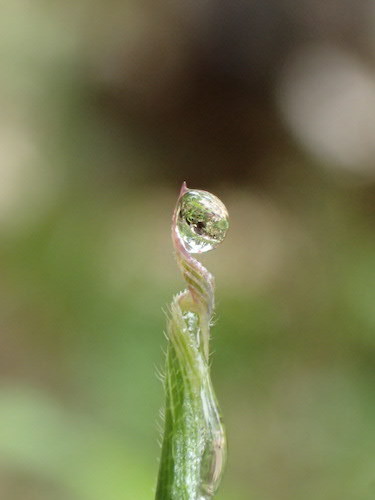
[{"xmin": 176, "ymin": 190, "xmax": 229, "ymax": 254}]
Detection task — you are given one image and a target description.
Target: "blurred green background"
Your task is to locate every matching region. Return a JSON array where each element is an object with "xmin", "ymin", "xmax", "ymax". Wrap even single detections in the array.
[{"xmin": 0, "ymin": 1, "xmax": 374, "ymax": 499}]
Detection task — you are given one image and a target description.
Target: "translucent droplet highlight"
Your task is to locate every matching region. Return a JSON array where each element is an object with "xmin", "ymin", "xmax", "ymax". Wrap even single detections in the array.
[{"xmin": 176, "ymin": 190, "xmax": 229, "ymax": 254}]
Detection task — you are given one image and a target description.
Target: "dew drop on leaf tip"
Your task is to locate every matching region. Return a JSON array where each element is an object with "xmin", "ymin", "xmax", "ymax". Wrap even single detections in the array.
[{"xmin": 176, "ymin": 189, "xmax": 229, "ymax": 254}]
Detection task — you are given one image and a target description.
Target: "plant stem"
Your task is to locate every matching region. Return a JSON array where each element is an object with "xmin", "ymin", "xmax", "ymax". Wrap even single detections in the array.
[{"xmin": 155, "ymin": 184, "xmax": 227, "ymax": 500}]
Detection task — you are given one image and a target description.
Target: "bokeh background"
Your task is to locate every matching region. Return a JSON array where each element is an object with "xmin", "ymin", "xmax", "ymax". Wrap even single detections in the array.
[{"xmin": 1, "ymin": 1, "xmax": 375, "ymax": 499}]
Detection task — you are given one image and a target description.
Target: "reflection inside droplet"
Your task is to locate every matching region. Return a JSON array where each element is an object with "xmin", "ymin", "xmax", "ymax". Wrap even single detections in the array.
[{"xmin": 176, "ymin": 190, "xmax": 229, "ymax": 253}]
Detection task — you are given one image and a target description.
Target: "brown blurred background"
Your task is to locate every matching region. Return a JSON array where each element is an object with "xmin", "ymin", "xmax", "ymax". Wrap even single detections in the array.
[{"xmin": 0, "ymin": 1, "xmax": 374, "ymax": 499}]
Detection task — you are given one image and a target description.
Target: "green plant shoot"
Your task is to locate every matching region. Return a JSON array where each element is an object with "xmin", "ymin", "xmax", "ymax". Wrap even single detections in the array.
[{"xmin": 155, "ymin": 182, "xmax": 229, "ymax": 500}]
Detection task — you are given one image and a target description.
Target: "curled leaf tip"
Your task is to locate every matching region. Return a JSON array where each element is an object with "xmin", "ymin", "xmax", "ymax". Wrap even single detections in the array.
[{"xmin": 180, "ymin": 181, "xmax": 189, "ymax": 197}]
